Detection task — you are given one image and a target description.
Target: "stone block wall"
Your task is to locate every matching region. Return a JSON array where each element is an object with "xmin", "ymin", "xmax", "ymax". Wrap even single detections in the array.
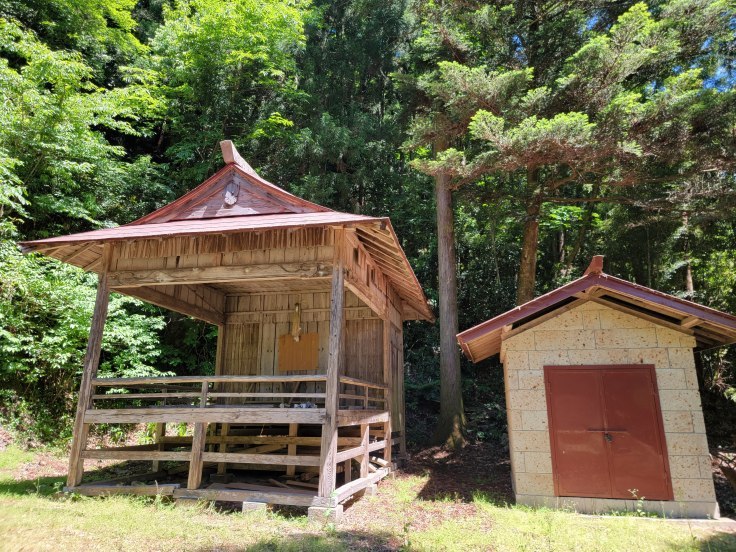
[{"xmin": 500, "ymin": 301, "xmax": 718, "ymax": 518}]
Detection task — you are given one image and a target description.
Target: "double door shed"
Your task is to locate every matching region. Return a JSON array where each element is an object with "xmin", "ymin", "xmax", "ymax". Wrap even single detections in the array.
[{"xmin": 457, "ymin": 256, "xmax": 736, "ymax": 518}]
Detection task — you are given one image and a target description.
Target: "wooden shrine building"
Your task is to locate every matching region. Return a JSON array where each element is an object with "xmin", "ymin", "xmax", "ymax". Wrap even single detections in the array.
[
  {"xmin": 20, "ymin": 141, "xmax": 433, "ymax": 518},
  {"xmin": 457, "ymin": 256, "xmax": 736, "ymax": 518}
]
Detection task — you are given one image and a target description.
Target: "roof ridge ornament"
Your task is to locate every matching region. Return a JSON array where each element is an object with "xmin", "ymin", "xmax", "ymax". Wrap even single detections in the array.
[
  {"xmin": 584, "ymin": 255, "xmax": 604, "ymax": 276},
  {"xmin": 220, "ymin": 140, "xmax": 257, "ymax": 176}
]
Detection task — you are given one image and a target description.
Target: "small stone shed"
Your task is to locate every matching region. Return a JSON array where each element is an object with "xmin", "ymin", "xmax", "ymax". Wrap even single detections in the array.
[{"xmin": 457, "ymin": 257, "xmax": 736, "ymax": 518}]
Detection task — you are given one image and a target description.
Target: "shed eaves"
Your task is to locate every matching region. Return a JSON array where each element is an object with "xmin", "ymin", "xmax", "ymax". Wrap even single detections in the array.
[{"xmin": 457, "ymin": 256, "xmax": 736, "ymax": 362}]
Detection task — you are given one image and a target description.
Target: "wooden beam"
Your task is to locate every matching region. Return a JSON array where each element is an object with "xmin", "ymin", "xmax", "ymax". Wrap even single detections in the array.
[
  {"xmin": 64, "ymin": 484, "xmax": 180, "ymax": 497},
  {"xmin": 81, "ymin": 450, "xmax": 191, "ymax": 461},
  {"xmin": 92, "ymin": 374, "xmax": 326, "ymax": 386},
  {"xmin": 680, "ymin": 315, "xmax": 701, "ymax": 329},
  {"xmin": 67, "ymin": 268, "xmax": 110, "ymax": 487},
  {"xmin": 108, "ymin": 262, "xmax": 332, "ymax": 287},
  {"xmin": 337, "ymin": 410, "xmax": 390, "ymax": 427},
  {"xmin": 344, "ymin": 279, "xmax": 385, "ymax": 318},
  {"xmin": 83, "ymin": 407, "xmax": 326, "ymax": 425},
  {"xmin": 201, "ymin": 452, "xmax": 321, "ymax": 466},
  {"xmin": 116, "ymin": 285, "xmax": 224, "ymax": 326},
  {"xmin": 332, "ymin": 467, "xmax": 389, "ymax": 504},
  {"xmin": 173, "ymin": 487, "xmax": 332, "ymax": 508},
  {"xmin": 318, "ymin": 243, "xmax": 345, "ymax": 498}
]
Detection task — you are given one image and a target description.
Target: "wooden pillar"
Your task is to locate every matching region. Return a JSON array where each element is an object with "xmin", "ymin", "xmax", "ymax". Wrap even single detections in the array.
[
  {"xmin": 286, "ymin": 423, "xmax": 298, "ymax": 477},
  {"xmin": 67, "ymin": 270, "xmax": 111, "ymax": 487},
  {"xmin": 217, "ymin": 423, "xmax": 229, "ymax": 475},
  {"xmin": 214, "ymin": 324, "xmax": 229, "ymax": 475},
  {"xmin": 382, "ymin": 318, "xmax": 393, "ymax": 463},
  {"xmin": 152, "ymin": 423, "xmax": 165, "ymax": 472},
  {"xmin": 318, "ymin": 255, "xmax": 344, "ymax": 498},
  {"xmin": 187, "ymin": 381, "xmax": 209, "ymax": 489},
  {"xmin": 188, "ymin": 423, "xmax": 207, "ymax": 489}
]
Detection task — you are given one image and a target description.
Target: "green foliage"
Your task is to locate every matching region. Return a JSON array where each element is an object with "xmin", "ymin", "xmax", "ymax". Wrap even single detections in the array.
[
  {"xmin": 150, "ymin": 0, "xmax": 309, "ymax": 188},
  {"xmin": 0, "ymin": 239, "xmax": 168, "ymax": 443},
  {"xmin": 0, "ymin": 17, "xmax": 163, "ymax": 236},
  {"xmin": 0, "ymin": 0, "xmax": 735, "ymax": 447}
]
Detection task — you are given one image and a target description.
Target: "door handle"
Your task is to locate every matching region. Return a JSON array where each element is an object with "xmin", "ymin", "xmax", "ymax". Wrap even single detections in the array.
[{"xmin": 604, "ymin": 432, "xmax": 613, "ymax": 443}]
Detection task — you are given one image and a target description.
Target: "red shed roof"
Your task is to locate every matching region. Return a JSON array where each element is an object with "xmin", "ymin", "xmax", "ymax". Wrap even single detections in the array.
[
  {"xmin": 457, "ymin": 256, "xmax": 736, "ymax": 362},
  {"xmin": 20, "ymin": 141, "xmax": 434, "ymax": 321}
]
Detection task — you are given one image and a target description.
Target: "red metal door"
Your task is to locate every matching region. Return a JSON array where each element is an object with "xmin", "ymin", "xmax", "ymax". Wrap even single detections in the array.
[{"xmin": 544, "ymin": 365, "xmax": 672, "ymax": 500}]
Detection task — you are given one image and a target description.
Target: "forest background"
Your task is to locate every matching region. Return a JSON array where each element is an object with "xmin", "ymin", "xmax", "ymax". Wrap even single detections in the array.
[{"xmin": 0, "ymin": 0, "xmax": 735, "ymax": 451}]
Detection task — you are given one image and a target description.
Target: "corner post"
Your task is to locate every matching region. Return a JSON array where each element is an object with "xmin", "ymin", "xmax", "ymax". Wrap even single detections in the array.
[
  {"xmin": 318, "ymin": 230, "xmax": 345, "ymax": 498},
  {"xmin": 382, "ymin": 317, "xmax": 393, "ymax": 463},
  {"xmin": 67, "ymin": 258, "xmax": 111, "ymax": 487}
]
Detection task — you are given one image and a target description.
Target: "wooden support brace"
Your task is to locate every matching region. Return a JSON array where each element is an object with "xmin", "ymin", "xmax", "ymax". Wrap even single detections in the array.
[{"xmin": 359, "ymin": 423, "xmax": 369, "ymax": 478}]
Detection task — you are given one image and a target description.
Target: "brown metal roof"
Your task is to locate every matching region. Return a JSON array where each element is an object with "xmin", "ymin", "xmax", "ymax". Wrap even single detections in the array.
[
  {"xmin": 19, "ymin": 141, "xmax": 434, "ymax": 321},
  {"xmin": 457, "ymin": 256, "xmax": 736, "ymax": 362}
]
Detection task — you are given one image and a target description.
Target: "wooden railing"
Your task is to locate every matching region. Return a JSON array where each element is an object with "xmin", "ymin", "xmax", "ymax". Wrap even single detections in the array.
[
  {"xmin": 90, "ymin": 374, "xmax": 389, "ymax": 411},
  {"xmin": 91, "ymin": 374, "xmax": 328, "ymax": 408},
  {"xmin": 338, "ymin": 376, "xmax": 387, "ymax": 410}
]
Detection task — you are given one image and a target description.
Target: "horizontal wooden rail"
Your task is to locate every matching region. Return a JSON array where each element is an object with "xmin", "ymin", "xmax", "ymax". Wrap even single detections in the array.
[
  {"xmin": 339, "ymin": 376, "xmax": 388, "ymax": 390},
  {"xmin": 84, "ymin": 407, "xmax": 326, "ymax": 424},
  {"xmin": 339, "ymin": 393, "xmax": 386, "ymax": 403},
  {"xmin": 335, "ymin": 445, "xmax": 365, "ymax": 464},
  {"xmin": 160, "ymin": 435, "xmax": 362, "ymax": 447},
  {"xmin": 208, "ymin": 392, "xmax": 325, "ymax": 399},
  {"xmin": 201, "ymin": 452, "xmax": 321, "ymax": 466},
  {"xmin": 81, "ymin": 450, "xmax": 191, "ymax": 461},
  {"xmin": 92, "ymin": 374, "xmax": 327, "ymax": 387},
  {"xmin": 92, "ymin": 392, "xmax": 201, "ymax": 400}
]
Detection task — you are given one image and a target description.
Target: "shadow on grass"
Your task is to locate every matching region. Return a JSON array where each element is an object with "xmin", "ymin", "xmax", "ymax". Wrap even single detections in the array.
[
  {"xmin": 698, "ymin": 531, "xmax": 736, "ymax": 551},
  {"xmin": 0, "ymin": 475, "xmax": 65, "ymax": 497},
  {"xmin": 0, "ymin": 460, "xmax": 157, "ymax": 498},
  {"xmin": 193, "ymin": 529, "xmax": 399, "ymax": 552}
]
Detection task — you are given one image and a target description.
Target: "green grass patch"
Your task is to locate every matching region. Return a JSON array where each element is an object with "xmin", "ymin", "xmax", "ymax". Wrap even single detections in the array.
[
  {"xmin": 0, "ymin": 445, "xmax": 35, "ymax": 474},
  {"xmin": 0, "ymin": 448, "xmax": 734, "ymax": 551}
]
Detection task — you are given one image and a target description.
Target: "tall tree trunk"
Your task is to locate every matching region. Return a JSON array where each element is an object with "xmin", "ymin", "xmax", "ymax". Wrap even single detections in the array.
[
  {"xmin": 516, "ymin": 170, "xmax": 542, "ymax": 305},
  {"xmin": 683, "ymin": 211, "xmax": 694, "ymax": 298},
  {"xmin": 432, "ymin": 160, "xmax": 465, "ymax": 449}
]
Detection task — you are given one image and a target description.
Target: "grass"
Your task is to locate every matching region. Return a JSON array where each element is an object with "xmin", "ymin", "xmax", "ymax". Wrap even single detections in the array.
[{"xmin": 0, "ymin": 448, "xmax": 734, "ymax": 551}]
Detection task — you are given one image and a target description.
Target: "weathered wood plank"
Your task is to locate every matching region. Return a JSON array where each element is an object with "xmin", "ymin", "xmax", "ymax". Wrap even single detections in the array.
[
  {"xmin": 201, "ymin": 452, "xmax": 321, "ymax": 466},
  {"xmin": 188, "ymin": 422, "xmax": 207, "ymax": 489},
  {"xmin": 108, "ymin": 262, "xmax": 332, "ymax": 287},
  {"xmin": 318, "ymin": 237, "xmax": 344, "ymax": 498},
  {"xmin": 334, "ymin": 446, "xmax": 364, "ymax": 464},
  {"xmin": 339, "ymin": 376, "xmax": 388, "ymax": 390},
  {"xmin": 172, "ymin": 487, "xmax": 333, "ymax": 507},
  {"xmin": 81, "ymin": 450, "xmax": 191, "ymax": 461},
  {"xmin": 64, "ymin": 484, "xmax": 180, "ymax": 496},
  {"xmin": 68, "ymin": 268, "xmax": 111, "ymax": 487},
  {"xmin": 337, "ymin": 410, "xmax": 389, "ymax": 427},
  {"xmin": 92, "ymin": 374, "xmax": 326, "ymax": 386},
  {"xmin": 115, "ymin": 285, "xmax": 224, "ymax": 325},
  {"xmin": 332, "ymin": 467, "xmax": 389, "ymax": 504},
  {"xmin": 84, "ymin": 407, "xmax": 326, "ymax": 425}
]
